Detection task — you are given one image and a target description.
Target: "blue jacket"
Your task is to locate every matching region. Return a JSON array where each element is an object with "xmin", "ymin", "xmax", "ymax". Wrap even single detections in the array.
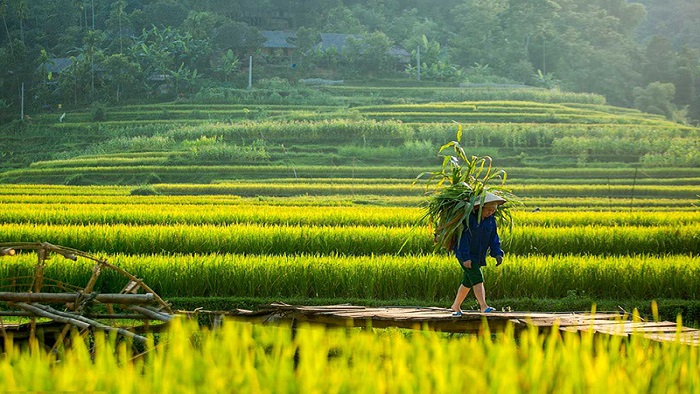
[{"xmin": 453, "ymin": 213, "xmax": 503, "ymax": 267}]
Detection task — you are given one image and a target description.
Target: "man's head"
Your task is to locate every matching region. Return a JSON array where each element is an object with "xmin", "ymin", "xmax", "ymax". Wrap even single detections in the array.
[
  {"xmin": 478, "ymin": 201, "xmax": 499, "ymax": 219},
  {"xmin": 473, "ymin": 191, "xmax": 506, "ymax": 219}
]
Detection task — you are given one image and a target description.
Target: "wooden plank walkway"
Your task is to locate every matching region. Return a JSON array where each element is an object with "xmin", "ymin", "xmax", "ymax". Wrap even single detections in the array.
[{"xmin": 221, "ymin": 303, "xmax": 700, "ymax": 346}]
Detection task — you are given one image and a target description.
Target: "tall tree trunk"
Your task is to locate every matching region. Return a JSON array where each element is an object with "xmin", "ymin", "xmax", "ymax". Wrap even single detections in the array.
[{"xmin": 1, "ymin": 15, "xmax": 11, "ymax": 51}]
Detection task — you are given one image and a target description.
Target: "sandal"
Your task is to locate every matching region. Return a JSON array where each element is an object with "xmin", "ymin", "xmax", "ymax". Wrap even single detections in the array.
[{"xmin": 483, "ymin": 307, "xmax": 496, "ymax": 313}]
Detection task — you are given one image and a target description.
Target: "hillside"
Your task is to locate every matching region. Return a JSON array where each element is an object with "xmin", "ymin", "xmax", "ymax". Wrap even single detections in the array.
[
  {"xmin": 2, "ymin": 0, "xmax": 699, "ymax": 124},
  {"xmin": 2, "ymin": 82, "xmax": 700, "ymax": 343},
  {"xmin": 2, "ymin": 85, "xmax": 698, "ymax": 188}
]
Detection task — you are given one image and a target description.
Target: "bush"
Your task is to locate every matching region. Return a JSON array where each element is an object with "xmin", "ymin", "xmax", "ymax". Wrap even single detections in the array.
[
  {"xmin": 182, "ymin": 136, "xmax": 269, "ymax": 163},
  {"xmin": 64, "ymin": 173, "xmax": 90, "ymax": 185},
  {"xmin": 130, "ymin": 184, "xmax": 159, "ymax": 195},
  {"xmin": 90, "ymin": 102, "xmax": 107, "ymax": 122},
  {"xmin": 143, "ymin": 172, "xmax": 162, "ymax": 184}
]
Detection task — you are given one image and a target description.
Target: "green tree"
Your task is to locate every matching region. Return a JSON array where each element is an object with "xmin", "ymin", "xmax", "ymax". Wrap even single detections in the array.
[
  {"xmin": 674, "ymin": 46, "xmax": 699, "ymax": 105},
  {"xmin": 0, "ymin": 0, "xmax": 11, "ymax": 45},
  {"xmin": 385, "ymin": 8, "xmax": 440, "ymax": 50},
  {"xmin": 499, "ymin": 0, "xmax": 559, "ymax": 76},
  {"xmin": 57, "ymin": 54, "xmax": 94, "ymax": 104},
  {"xmin": 81, "ymin": 29, "xmax": 105, "ymax": 98},
  {"xmin": 545, "ymin": 0, "xmax": 644, "ymax": 105},
  {"xmin": 642, "ymin": 36, "xmax": 677, "ymax": 85},
  {"xmin": 343, "ymin": 31, "xmax": 393, "ymax": 76},
  {"xmin": 349, "ymin": 1, "xmax": 387, "ymax": 32},
  {"xmin": 133, "ymin": 1, "xmax": 188, "ymax": 31},
  {"xmin": 636, "ymin": 0, "xmax": 700, "ymax": 50},
  {"xmin": 211, "ymin": 21, "xmax": 263, "ymax": 56},
  {"xmin": 105, "ymin": 0, "xmax": 130, "ymax": 54},
  {"xmin": 447, "ymin": 0, "xmax": 508, "ymax": 69},
  {"xmin": 101, "ymin": 53, "xmax": 142, "ymax": 103},
  {"xmin": 214, "ymin": 49, "xmax": 239, "ymax": 82},
  {"xmin": 129, "ymin": 26, "xmax": 209, "ymax": 93},
  {"xmin": 14, "ymin": 0, "xmax": 27, "ymax": 43},
  {"xmin": 633, "ymin": 81, "xmax": 677, "ymax": 119},
  {"xmin": 168, "ymin": 62, "xmax": 199, "ymax": 96},
  {"xmin": 321, "ymin": 6, "xmax": 366, "ymax": 34},
  {"xmin": 295, "ymin": 26, "xmax": 319, "ymax": 53},
  {"xmin": 404, "ymin": 35, "xmax": 462, "ymax": 81},
  {"xmin": 0, "ymin": 39, "xmax": 32, "ymax": 110},
  {"xmin": 181, "ymin": 11, "xmax": 229, "ymax": 41}
]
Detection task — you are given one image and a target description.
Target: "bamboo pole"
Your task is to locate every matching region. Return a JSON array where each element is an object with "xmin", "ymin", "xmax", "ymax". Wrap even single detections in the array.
[
  {"xmin": 18, "ymin": 303, "xmax": 148, "ymax": 343},
  {"xmin": 128, "ymin": 306, "xmax": 174, "ymax": 322},
  {"xmin": 83, "ymin": 262, "xmax": 102, "ymax": 294},
  {"xmin": 50, "ymin": 324, "xmax": 72, "ymax": 355},
  {"xmin": 0, "ymin": 311, "xmax": 157, "ymax": 319},
  {"xmin": 0, "ymin": 292, "xmax": 155, "ymax": 304},
  {"xmin": 0, "ymin": 242, "xmax": 173, "ymax": 314},
  {"xmin": 16, "ymin": 303, "xmax": 90, "ymax": 329}
]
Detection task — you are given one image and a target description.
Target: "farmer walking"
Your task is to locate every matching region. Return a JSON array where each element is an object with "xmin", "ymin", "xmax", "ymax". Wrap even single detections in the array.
[{"xmin": 450, "ymin": 191, "xmax": 506, "ymax": 316}]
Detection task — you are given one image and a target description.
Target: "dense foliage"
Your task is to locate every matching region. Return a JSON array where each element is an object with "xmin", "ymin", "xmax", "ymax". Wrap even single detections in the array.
[
  {"xmin": 0, "ymin": 0, "xmax": 698, "ymax": 123},
  {"xmin": 2, "ymin": 98, "xmax": 697, "ymax": 179}
]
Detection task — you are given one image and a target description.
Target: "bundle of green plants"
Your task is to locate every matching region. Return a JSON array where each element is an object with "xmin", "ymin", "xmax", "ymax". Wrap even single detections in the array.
[{"xmin": 418, "ymin": 125, "xmax": 517, "ymax": 251}]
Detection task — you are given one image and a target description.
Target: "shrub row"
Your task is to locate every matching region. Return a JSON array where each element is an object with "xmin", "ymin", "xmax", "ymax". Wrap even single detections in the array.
[
  {"xmin": 319, "ymin": 85, "xmax": 607, "ymax": 104},
  {"xmin": 2, "ymin": 253, "xmax": 698, "ymax": 300},
  {"xmin": 4, "ymin": 203, "xmax": 700, "ymax": 227},
  {"xmin": 1, "ymin": 222, "xmax": 698, "ymax": 255}
]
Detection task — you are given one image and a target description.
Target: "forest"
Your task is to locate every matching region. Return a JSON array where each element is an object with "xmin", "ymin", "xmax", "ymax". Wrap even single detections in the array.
[{"xmin": 0, "ymin": 0, "xmax": 698, "ymax": 124}]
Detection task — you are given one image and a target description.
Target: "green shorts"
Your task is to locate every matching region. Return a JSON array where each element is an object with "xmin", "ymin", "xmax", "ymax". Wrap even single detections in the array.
[{"xmin": 459, "ymin": 261, "xmax": 484, "ymax": 288}]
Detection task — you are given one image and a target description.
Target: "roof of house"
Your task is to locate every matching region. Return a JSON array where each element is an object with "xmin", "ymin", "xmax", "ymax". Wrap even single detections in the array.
[
  {"xmin": 316, "ymin": 33, "xmax": 360, "ymax": 52},
  {"xmin": 388, "ymin": 46, "xmax": 411, "ymax": 57},
  {"xmin": 43, "ymin": 58, "xmax": 75, "ymax": 73},
  {"xmin": 260, "ymin": 30, "xmax": 296, "ymax": 48},
  {"xmin": 314, "ymin": 33, "xmax": 410, "ymax": 61}
]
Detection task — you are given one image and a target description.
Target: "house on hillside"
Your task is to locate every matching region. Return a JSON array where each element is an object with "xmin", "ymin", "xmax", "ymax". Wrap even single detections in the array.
[
  {"xmin": 387, "ymin": 46, "xmax": 411, "ymax": 66},
  {"xmin": 260, "ymin": 30, "xmax": 297, "ymax": 58},
  {"xmin": 313, "ymin": 33, "xmax": 411, "ymax": 70},
  {"xmin": 40, "ymin": 56, "xmax": 105, "ymax": 81},
  {"xmin": 41, "ymin": 57, "xmax": 75, "ymax": 80},
  {"xmin": 315, "ymin": 33, "xmax": 359, "ymax": 52}
]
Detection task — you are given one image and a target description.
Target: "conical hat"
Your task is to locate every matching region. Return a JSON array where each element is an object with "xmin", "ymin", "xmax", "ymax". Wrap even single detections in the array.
[{"xmin": 474, "ymin": 191, "xmax": 506, "ymax": 206}]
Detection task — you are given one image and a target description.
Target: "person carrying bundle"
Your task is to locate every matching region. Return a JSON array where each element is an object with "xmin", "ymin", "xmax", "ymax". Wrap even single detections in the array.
[
  {"xmin": 417, "ymin": 126, "xmax": 516, "ymax": 317},
  {"xmin": 449, "ymin": 192, "xmax": 506, "ymax": 316}
]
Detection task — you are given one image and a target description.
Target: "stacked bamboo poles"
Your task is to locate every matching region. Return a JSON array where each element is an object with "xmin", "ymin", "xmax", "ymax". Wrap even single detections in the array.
[{"xmin": 0, "ymin": 242, "xmax": 174, "ymax": 345}]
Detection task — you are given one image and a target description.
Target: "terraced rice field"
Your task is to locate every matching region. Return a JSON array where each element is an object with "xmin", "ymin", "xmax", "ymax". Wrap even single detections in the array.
[{"xmin": 2, "ymin": 86, "xmax": 699, "ymax": 392}]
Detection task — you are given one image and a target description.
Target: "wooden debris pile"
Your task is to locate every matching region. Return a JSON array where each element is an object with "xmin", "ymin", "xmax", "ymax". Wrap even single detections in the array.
[{"xmin": 0, "ymin": 242, "xmax": 174, "ymax": 350}]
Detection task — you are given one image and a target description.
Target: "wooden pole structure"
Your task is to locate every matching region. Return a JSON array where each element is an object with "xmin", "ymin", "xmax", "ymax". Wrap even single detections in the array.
[
  {"xmin": 0, "ymin": 292, "xmax": 155, "ymax": 304},
  {"xmin": 417, "ymin": 46, "xmax": 421, "ymax": 81},
  {"xmin": 0, "ymin": 311, "xmax": 154, "ymax": 319},
  {"xmin": 20, "ymin": 82, "xmax": 24, "ymax": 120},
  {"xmin": 16, "ymin": 302, "xmax": 148, "ymax": 343},
  {"xmin": 248, "ymin": 56, "xmax": 253, "ymax": 90},
  {"xmin": 128, "ymin": 306, "xmax": 174, "ymax": 322}
]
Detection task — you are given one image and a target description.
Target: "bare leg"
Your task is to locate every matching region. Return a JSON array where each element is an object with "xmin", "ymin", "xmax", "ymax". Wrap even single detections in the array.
[
  {"xmin": 472, "ymin": 282, "xmax": 489, "ymax": 312},
  {"xmin": 450, "ymin": 284, "xmax": 471, "ymax": 312}
]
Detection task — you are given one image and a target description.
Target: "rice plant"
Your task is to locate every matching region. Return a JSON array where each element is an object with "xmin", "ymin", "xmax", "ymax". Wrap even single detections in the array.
[
  {"xmin": 1, "ymin": 319, "xmax": 698, "ymax": 393},
  {"xmin": 3, "ymin": 252, "xmax": 699, "ymax": 300}
]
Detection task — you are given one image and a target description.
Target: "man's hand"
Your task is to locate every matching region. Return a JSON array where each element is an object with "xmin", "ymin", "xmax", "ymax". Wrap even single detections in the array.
[
  {"xmin": 495, "ymin": 255, "xmax": 503, "ymax": 266},
  {"xmin": 462, "ymin": 260, "xmax": 472, "ymax": 269}
]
